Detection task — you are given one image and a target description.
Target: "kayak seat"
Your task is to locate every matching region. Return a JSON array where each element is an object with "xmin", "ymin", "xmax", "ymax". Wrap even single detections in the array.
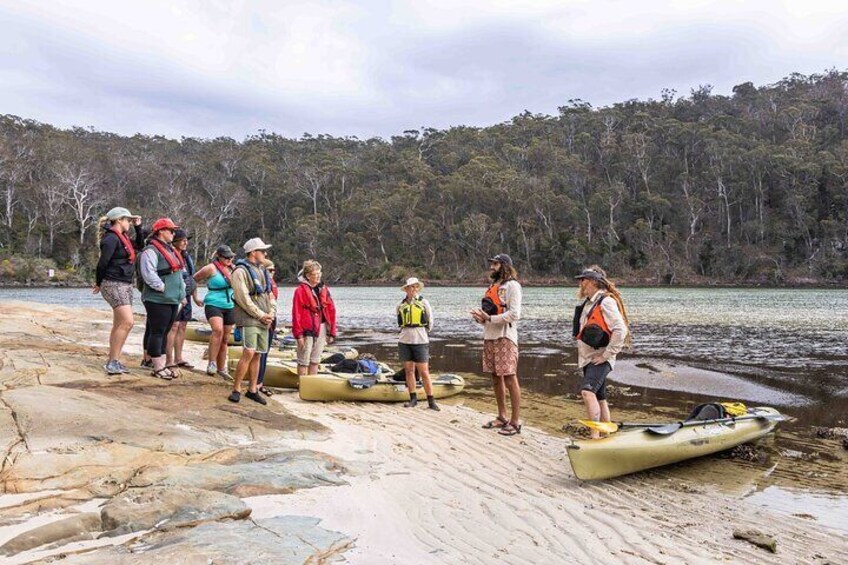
[{"xmin": 685, "ymin": 403, "xmax": 727, "ymax": 422}]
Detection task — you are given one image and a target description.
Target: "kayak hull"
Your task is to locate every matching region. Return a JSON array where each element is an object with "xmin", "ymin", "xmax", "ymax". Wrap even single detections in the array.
[
  {"xmin": 227, "ymin": 345, "xmax": 358, "ymax": 361},
  {"xmin": 227, "ymin": 358, "xmax": 299, "ymax": 389},
  {"xmin": 566, "ymin": 407, "xmax": 782, "ymax": 480},
  {"xmin": 299, "ymin": 373, "xmax": 465, "ymax": 402},
  {"xmin": 185, "ymin": 325, "xmax": 239, "ymax": 345}
]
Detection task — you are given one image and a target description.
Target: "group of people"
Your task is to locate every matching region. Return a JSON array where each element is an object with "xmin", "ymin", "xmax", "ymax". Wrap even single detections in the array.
[{"xmin": 95, "ymin": 206, "xmax": 631, "ymax": 436}]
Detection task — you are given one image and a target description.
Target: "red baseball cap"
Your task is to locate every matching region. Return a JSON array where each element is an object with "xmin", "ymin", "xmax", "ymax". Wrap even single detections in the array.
[{"xmin": 151, "ymin": 217, "xmax": 179, "ymax": 232}]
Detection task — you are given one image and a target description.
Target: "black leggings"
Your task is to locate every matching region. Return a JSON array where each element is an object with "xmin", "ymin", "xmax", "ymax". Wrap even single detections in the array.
[{"xmin": 143, "ymin": 301, "xmax": 179, "ymax": 357}]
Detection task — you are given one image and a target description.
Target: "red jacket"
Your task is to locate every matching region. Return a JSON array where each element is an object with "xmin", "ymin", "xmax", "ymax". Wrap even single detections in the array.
[{"xmin": 292, "ymin": 282, "xmax": 337, "ymax": 338}]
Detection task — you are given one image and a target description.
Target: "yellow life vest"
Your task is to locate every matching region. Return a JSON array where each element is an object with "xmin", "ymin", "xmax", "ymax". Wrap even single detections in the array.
[{"xmin": 398, "ymin": 297, "xmax": 429, "ymax": 328}]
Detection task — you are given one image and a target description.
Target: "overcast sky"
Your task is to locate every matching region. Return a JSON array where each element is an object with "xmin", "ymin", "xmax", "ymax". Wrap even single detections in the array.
[{"xmin": 1, "ymin": 0, "xmax": 846, "ymax": 140}]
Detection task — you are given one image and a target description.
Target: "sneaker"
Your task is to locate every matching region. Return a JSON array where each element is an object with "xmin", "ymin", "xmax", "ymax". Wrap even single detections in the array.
[
  {"xmin": 217, "ymin": 370, "xmax": 233, "ymax": 381},
  {"xmin": 227, "ymin": 391, "xmax": 241, "ymax": 403},
  {"xmin": 245, "ymin": 391, "xmax": 267, "ymax": 405},
  {"xmin": 141, "ymin": 359, "xmax": 153, "ymax": 369},
  {"xmin": 206, "ymin": 361, "xmax": 217, "ymax": 375},
  {"xmin": 104, "ymin": 360, "xmax": 123, "ymax": 375},
  {"xmin": 117, "ymin": 361, "xmax": 130, "ymax": 373}
]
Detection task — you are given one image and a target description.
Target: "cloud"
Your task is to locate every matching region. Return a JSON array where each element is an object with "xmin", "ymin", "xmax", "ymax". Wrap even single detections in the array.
[{"xmin": 0, "ymin": 0, "xmax": 846, "ymax": 140}]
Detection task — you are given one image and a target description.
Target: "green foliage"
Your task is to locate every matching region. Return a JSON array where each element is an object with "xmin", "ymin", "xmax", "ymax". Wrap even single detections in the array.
[{"xmin": 1, "ymin": 70, "xmax": 847, "ymax": 283}]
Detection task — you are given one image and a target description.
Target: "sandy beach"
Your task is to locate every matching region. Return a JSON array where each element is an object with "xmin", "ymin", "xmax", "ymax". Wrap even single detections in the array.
[{"xmin": 0, "ymin": 301, "xmax": 846, "ymax": 564}]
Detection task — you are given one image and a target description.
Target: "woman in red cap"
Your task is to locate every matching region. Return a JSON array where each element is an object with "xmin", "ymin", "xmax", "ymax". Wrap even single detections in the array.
[{"xmin": 139, "ymin": 218, "xmax": 186, "ymax": 380}]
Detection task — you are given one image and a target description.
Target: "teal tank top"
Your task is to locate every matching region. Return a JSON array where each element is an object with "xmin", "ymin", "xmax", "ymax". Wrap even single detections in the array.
[{"xmin": 205, "ymin": 270, "xmax": 234, "ymax": 309}]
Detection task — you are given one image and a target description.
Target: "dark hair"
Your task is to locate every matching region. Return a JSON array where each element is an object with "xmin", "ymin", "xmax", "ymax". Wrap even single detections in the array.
[{"xmin": 490, "ymin": 264, "xmax": 519, "ymax": 283}]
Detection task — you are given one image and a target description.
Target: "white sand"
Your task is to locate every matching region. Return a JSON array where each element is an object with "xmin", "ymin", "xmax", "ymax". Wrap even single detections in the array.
[{"xmin": 256, "ymin": 393, "xmax": 848, "ymax": 564}]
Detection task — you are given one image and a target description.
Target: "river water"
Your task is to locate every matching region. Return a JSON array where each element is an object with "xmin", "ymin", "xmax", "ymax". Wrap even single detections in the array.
[{"xmin": 2, "ymin": 285, "xmax": 847, "ymax": 529}]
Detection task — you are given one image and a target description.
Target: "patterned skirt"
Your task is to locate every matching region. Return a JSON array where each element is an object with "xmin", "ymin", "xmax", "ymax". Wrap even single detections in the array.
[{"xmin": 482, "ymin": 338, "xmax": 519, "ymax": 376}]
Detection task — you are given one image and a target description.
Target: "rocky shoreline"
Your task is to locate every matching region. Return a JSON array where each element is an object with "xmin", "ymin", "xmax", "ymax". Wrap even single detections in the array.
[{"xmin": 0, "ymin": 301, "xmax": 846, "ymax": 563}]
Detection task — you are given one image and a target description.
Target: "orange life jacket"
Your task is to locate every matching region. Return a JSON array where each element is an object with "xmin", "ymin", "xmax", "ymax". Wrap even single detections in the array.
[
  {"xmin": 577, "ymin": 296, "xmax": 611, "ymax": 348},
  {"xmin": 481, "ymin": 283, "xmax": 506, "ymax": 316}
]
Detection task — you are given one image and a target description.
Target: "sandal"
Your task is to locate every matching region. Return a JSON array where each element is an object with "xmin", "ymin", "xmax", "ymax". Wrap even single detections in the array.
[
  {"xmin": 499, "ymin": 422, "xmax": 522, "ymax": 436},
  {"xmin": 165, "ymin": 365, "xmax": 181, "ymax": 378},
  {"xmin": 151, "ymin": 368, "xmax": 174, "ymax": 380},
  {"xmin": 482, "ymin": 416, "xmax": 508, "ymax": 429},
  {"xmin": 259, "ymin": 386, "xmax": 274, "ymax": 397},
  {"xmin": 176, "ymin": 361, "xmax": 194, "ymax": 369}
]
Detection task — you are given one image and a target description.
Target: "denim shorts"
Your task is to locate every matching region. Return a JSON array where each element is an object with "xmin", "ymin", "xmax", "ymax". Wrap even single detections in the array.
[
  {"xmin": 398, "ymin": 343, "xmax": 429, "ymax": 363},
  {"xmin": 580, "ymin": 362, "xmax": 612, "ymax": 401}
]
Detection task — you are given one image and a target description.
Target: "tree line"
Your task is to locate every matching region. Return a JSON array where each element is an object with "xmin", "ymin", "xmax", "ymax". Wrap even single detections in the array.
[{"xmin": 1, "ymin": 70, "xmax": 847, "ymax": 284}]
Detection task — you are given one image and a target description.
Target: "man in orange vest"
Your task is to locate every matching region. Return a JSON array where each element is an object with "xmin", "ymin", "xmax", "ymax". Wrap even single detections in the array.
[{"xmin": 574, "ymin": 266, "xmax": 630, "ymax": 439}]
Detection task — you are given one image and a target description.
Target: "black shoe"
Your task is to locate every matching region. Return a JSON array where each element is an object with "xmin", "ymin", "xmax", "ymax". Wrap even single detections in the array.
[
  {"xmin": 428, "ymin": 401, "xmax": 441, "ymax": 411},
  {"xmin": 403, "ymin": 397, "xmax": 418, "ymax": 408},
  {"xmin": 245, "ymin": 390, "xmax": 267, "ymax": 405},
  {"xmin": 227, "ymin": 391, "xmax": 241, "ymax": 403},
  {"xmin": 141, "ymin": 359, "xmax": 153, "ymax": 369}
]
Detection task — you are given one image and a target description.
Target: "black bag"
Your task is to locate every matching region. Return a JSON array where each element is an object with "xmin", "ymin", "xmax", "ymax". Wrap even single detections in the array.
[{"xmin": 572, "ymin": 300, "xmax": 586, "ymax": 338}]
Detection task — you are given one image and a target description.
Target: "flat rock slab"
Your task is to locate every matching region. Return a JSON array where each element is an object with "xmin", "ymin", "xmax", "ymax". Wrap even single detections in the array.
[
  {"xmin": 101, "ymin": 486, "xmax": 251, "ymax": 536},
  {"xmin": 0, "ymin": 512, "xmax": 101, "ymax": 557},
  {"xmin": 131, "ymin": 449, "xmax": 347, "ymax": 497},
  {"xmin": 56, "ymin": 515, "xmax": 352, "ymax": 564}
]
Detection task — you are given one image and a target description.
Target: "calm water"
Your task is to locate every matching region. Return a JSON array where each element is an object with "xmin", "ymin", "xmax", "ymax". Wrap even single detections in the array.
[{"xmin": 2, "ymin": 286, "xmax": 847, "ymax": 414}]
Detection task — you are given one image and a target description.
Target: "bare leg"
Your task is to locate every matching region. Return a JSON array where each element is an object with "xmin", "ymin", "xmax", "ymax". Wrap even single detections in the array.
[
  {"xmin": 207, "ymin": 317, "xmax": 224, "ymax": 366},
  {"xmin": 217, "ymin": 325, "xmax": 233, "ymax": 369},
  {"xmin": 109, "ymin": 305, "xmax": 134, "ymax": 362},
  {"xmin": 503, "ymin": 374, "xmax": 521, "ymax": 426},
  {"xmin": 233, "ymin": 348, "xmax": 255, "ymax": 393},
  {"xmin": 417, "ymin": 362, "xmax": 433, "ymax": 396},
  {"xmin": 492, "ymin": 375, "xmax": 507, "ymax": 420},
  {"xmin": 599, "ymin": 400, "xmax": 611, "ymax": 423},
  {"xmin": 174, "ymin": 321, "xmax": 188, "ymax": 363},
  {"xmin": 307, "ymin": 362, "xmax": 320, "ymax": 375},
  {"xmin": 404, "ymin": 361, "xmax": 417, "ymax": 394},
  {"xmin": 581, "ymin": 390, "xmax": 601, "ymax": 439},
  {"xmin": 165, "ymin": 323, "xmax": 178, "ymax": 366},
  {"xmin": 248, "ymin": 354, "xmax": 261, "ymax": 393}
]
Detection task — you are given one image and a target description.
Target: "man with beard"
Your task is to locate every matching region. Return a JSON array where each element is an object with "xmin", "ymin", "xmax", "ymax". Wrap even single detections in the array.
[{"xmin": 470, "ymin": 254, "xmax": 523, "ymax": 436}]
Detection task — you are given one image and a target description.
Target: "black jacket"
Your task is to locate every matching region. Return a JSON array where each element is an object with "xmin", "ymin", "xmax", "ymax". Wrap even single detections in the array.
[{"xmin": 95, "ymin": 226, "xmax": 145, "ymax": 285}]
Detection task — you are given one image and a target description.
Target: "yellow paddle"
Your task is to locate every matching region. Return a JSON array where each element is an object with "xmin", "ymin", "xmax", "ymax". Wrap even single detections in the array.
[{"xmin": 579, "ymin": 420, "xmax": 619, "ymax": 434}]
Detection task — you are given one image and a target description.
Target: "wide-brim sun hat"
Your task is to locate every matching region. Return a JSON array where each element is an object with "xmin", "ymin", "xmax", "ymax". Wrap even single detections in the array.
[
  {"xmin": 243, "ymin": 237, "xmax": 272, "ymax": 254},
  {"xmin": 106, "ymin": 207, "xmax": 141, "ymax": 221},
  {"xmin": 401, "ymin": 277, "xmax": 423, "ymax": 291},
  {"xmin": 151, "ymin": 217, "xmax": 179, "ymax": 232}
]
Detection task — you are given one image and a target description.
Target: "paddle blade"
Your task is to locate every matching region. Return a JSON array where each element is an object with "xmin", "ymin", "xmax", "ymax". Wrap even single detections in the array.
[{"xmin": 579, "ymin": 420, "xmax": 619, "ymax": 434}]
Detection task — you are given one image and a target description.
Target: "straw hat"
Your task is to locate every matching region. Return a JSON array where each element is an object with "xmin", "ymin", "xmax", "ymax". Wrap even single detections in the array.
[{"xmin": 401, "ymin": 277, "xmax": 423, "ymax": 291}]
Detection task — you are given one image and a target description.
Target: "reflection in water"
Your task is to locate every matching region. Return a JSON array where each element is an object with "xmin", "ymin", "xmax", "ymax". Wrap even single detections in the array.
[{"xmin": 745, "ymin": 486, "xmax": 848, "ymax": 533}]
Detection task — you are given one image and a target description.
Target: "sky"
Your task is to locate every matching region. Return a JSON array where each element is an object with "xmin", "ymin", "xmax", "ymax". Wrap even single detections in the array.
[{"xmin": 1, "ymin": 0, "xmax": 847, "ymax": 141}]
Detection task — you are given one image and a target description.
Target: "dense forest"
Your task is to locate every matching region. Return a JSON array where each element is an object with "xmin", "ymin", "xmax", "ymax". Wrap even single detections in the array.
[{"xmin": 1, "ymin": 70, "xmax": 847, "ymax": 284}]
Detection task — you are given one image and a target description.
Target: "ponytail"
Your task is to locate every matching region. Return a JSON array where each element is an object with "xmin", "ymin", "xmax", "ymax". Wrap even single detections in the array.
[{"xmin": 95, "ymin": 216, "xmax": 110, "ymax": 245}]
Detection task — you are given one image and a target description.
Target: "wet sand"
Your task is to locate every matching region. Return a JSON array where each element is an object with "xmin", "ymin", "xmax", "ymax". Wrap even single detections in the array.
[{"xmin": 0, "ymin": 302, "xmax": 846, "ymax": 563}]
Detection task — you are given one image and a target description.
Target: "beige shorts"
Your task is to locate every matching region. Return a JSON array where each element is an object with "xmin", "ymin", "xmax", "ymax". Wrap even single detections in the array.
[
  {"xmin": 482, "ymin": 338, "xmax": 519, "ymax": 377},
  {"xmin": 297, "ymin": 323, "xmax": 327, "ymax": 366}
]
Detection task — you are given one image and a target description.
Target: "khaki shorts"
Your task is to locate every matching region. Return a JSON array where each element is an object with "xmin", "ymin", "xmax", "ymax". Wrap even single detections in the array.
[
  {"xmin": 297, "ymin": 323, "xmax": 327, "ymax": 366},
  {"xmin": 241, "ymin": 325, "xmax": 270, "ymax": 354}
]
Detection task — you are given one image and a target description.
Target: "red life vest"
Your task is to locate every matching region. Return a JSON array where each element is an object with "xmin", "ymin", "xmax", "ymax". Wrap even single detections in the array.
[
  {"xmin": 149, "ymin": 239, "xmax": 182, "ymax": 273},
  {"xmin": 110, "ymin": 227, "xmax": 136, "ymax": 264},
  {"xmin": 213, "ymin": 260, "xmax": 232, "ymax": 284}
]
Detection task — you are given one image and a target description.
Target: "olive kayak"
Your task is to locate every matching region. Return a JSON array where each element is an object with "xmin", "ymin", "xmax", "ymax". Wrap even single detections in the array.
[
  {"xmin": 185, "ymin": 324, "xmax": 291, "ymax": 345},
  {"xmin": 227, "ymin": 358, "xmax": 300, "ymax": 389},
  {"xmin": 299, "ymin": 372, "xmax": 465, "ymax": 402},
  {"xmin": 227, "ymin": 345, "xmax": 359, "ymax": 361},
  {"xmin": 566, "ymin": 406, "xmax": 785, "ymax": 480}
]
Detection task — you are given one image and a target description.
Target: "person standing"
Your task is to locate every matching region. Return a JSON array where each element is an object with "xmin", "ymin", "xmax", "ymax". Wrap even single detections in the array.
[
  {"xmin": 257, "ymin": 260, "xmax": 279, "ymax": 396},
  {"xmin": 139, "ymin": 218, "xmax": 186, "ymax": 380},
  {"xmin": 573, "ymin": 266, "xmax": 630, "ymax": 439},
  {"xmin": 94, "ymin": 207, "xmax": 144, "ymax": 375},
  {"xmin": 193, "ymin": 245, "xmax": 237, "ymax": 379},
  {"xmin": 396, "ymin": 277, "xmax": 439, "ymax": 410},
  {"xmin": 165, "ymin": 229, "xmax": 201, "ymax": 369},
  {"xmin": 229, "ymin": 238, "xmax": 276, "ymax": 404},
  {"xmin": 470, "ymin": 254, "xmax": 523, "ymax": 436},
  {"xmin": 291, "ymin": 260, "xmax": 337, "ymax": 377}
]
